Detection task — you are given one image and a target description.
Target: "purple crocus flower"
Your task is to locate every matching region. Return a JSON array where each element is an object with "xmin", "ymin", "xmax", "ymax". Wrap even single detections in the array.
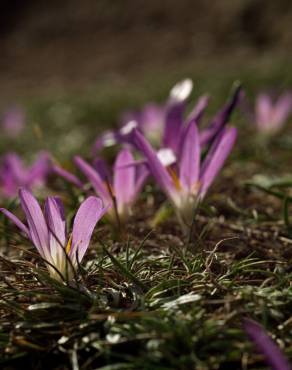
[
  {"xmin": 54, "ymin": 148, "xmax": 148, "ymax": 222},
  {"xmin": 93, "ymin": 79, "xmax": 196, "ymax": 152},
  {"xmin": 132, "ymin": 122, "xmax": 237, "ymax": 225},
  {"xmin": 254, "ymin": 92, "xmax": 292, "ymax": 135},
  {"xmin": 243, "ymin": 319, "xmax": 291, "ymax": 370},
  {"xmin": 136, "ymin": 83, "xmax": 239, "ymax": 153},
  {"xmin": 0, "ymin": 188, "xmax": 107, "ymax": 280},
  {"xmin": 93, "ymin": 80, "xmax": 241, "ymax": 158},
  {"xmin": 0, "ymin": 152, "xmax": 50, "ymax": 198},
  {"xmin": 1, "ymin": 106, "xmax": 25, "ymax": 137}
]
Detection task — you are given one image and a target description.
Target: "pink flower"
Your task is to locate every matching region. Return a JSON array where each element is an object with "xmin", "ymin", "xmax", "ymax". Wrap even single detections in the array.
[
  {"xmin": 0, "ymin": 152, "xmax": 50, "ymax": 198},
  {"xmin": 255, "ymin": 92, "xmax": 292, "ymax": 135},
  {"xmin": 0, "ymin": 189, "xmax": 107, "ymax": 280}
]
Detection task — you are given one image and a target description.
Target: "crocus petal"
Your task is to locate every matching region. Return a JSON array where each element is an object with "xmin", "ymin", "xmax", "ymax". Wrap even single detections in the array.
[
  {"xmin": 0, "ymin": 153, "xmax": 26, "ymax": 197},
  {"xmin": 2, "ymin": 153, "xmax": 27, "ymax": 183},
  {"xmin": 53, "ymin": 164, "xmax": 84, "ymax": 188},
  {"xmin": 200, "ymin": 84, "xmax": 241, "ymax": 146},
  {"xmin": 132, "ymin": 129, "xmax": 178, "ymax": 203},
  {"xmin": 199, "ymin": 127, "xmax": 237, "ymax": 198},
  {"xmin": 0, "ymin": 208, "xmax": 30, "ymax": 237},
  {"xmin": 113, "ymin": 149, "xmax": 135, "ymax": 212},
  {"xmin": 109, "ymin": 158, "xmax": 149, "ymax": 200},
  {"xmin": 200, "ymin": 128, "xmax": 226, "ymax": 174},
  {"xmin": 272, "ymin": 93, "xmax": 292, "ymax": 128},
  {"xmin": 187, "ymin": 94, "xmax": 209, "ymax": 124},
  {"xmin": 119, "ymin": 120, "xmax": 138, "ymax": 136},
  {"xmin": 134, "ymin": 163, "xmax": 149, "ymax": 198},
  {"xmin": 71, "ymin": 196, "xmax": 107, "ymax": 262},
  {"xmin": 157, "ymin": 148, "xmax": 177, "ymax": 167},
  {"xmin": 27, "ymin": 152, "xmax": 50, "ymax": 185},
  {"xmin": 139, "ymin": 103, "xmax": 165, "ymax": 132},
  {"xmin": 19, "ymin": 188, "xmax": 49, "ymax": 259},
  {"xmin": 93, "ymin": 158, "xmax": 112, "ymax": 183},
  {"xmin": 163, "ymin": 78, "xmax": 193, "ymax": 153},
  {"xmin": 44, "ymin": 197, "xmax": 67, "ymax": 271},
  {"xmin": 179, "ymin": 121, "xmax": 200, "ymax": 192},
  {"xmin": 243, "ymin": 319, "xmax": 291, "ymax": 370},
  {"xmin": 93, "ymin": 130, "xmax": 119, "ymax": 151},
  {"xmin": 169, "ymin": 78, "xmax": 193, "ymax": 102},
  {"xmin": 256, "ymin": 94, "xmax": 273, "ymax": 131},
  {"xmin": 44, "ymin": 197, "xmax": 66, "ymax": 247},
  {"xmin": 162, "ymin": 101, "xmax": 185, "ymax": 153},
  {"xmin": 74, "ymin": 156, "xmax": 111, "ymax": 205},
  {"xmin": 0, "ymin": 175, "xmax": 18, "ymax": 197},
  {"xmin": 93, "ymin": 124, "xmax": 137, "ymax": 153}
]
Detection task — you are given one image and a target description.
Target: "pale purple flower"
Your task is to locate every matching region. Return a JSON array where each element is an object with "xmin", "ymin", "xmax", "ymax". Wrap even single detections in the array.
[
  {"xmin": 0, "ymin": 188, "xmax": 107, "ymax": 280},
  {"xmin": 93, "ymin": 79, "xmax": 197, "ymax": 152},
  {"xmin": 243, "ymin": 319, "xmax": 291, "ymax": 370},
  {"xmin": 132, "ymin": 122, "xmax": 237, "ymax": 224},
  {"xmin": 158, "ymin": 82, "xmax": 240, "ymax": 152},
  {"xmin": 93, "ymin": 79, "xmax": 241, "ymax": 157},
  {"xmin": 54, "ymin": 148, "xmax": 148, "ymax": 222},
  {"xmin": 255, "ymin": 92, "xmax": 292, "ymax": 135},
  {"xmin": 0, "ymin": 152, "xmax": 50, "ymax": 198},
  {"xmin": 1, "ymin": 106, "xmax": 25, "ymax": 137}
]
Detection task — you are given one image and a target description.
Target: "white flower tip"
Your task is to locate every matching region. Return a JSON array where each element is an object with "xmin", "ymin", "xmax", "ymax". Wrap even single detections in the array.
[
  {"xmin": 170, "ymin": 78, "xmax": 193, "ymax": 102},
  {"xmin": 119, "ymin": 120, "xmax": 138, "ymax": 135},
  {"xmin": 102, "ymin": 132, "xmax": 117, "ymax": 147},
  {"xmin": 157, "ymin": 148, "xmax": 177, "ymax": 167}
]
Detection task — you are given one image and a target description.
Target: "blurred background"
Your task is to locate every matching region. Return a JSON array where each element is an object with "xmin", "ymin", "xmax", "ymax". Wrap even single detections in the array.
[{"xmin": 0, "ymin": 0, "xmax": 291, "ymax": 157}]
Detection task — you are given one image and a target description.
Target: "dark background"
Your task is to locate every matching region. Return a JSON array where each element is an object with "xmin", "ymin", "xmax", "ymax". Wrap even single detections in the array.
[{"xmin": 0, "ymin": 0, "xmax": 291, "ymax": 102}]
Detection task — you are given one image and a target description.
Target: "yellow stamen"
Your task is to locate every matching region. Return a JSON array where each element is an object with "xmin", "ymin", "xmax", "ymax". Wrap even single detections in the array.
[
  {"xmin": 168, "ymin": 168, "xmax": 181, "ymax": 190},
  {"xmin": 66, "ymin": 235, "xmax": 72, "ymax": 254}
]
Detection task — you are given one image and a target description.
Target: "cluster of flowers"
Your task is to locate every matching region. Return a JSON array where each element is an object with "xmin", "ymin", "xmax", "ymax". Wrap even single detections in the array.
[
  {"xmin": 0, "ymin": 80, "xmax": 241, "ymax": 275},
  {"xmin": 0, "ymin": 80, "xmax": 291, "ymax": 369},
  {"xmin": 1, "ymin": 79, "xmax": 292, "ymax": 281}
]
